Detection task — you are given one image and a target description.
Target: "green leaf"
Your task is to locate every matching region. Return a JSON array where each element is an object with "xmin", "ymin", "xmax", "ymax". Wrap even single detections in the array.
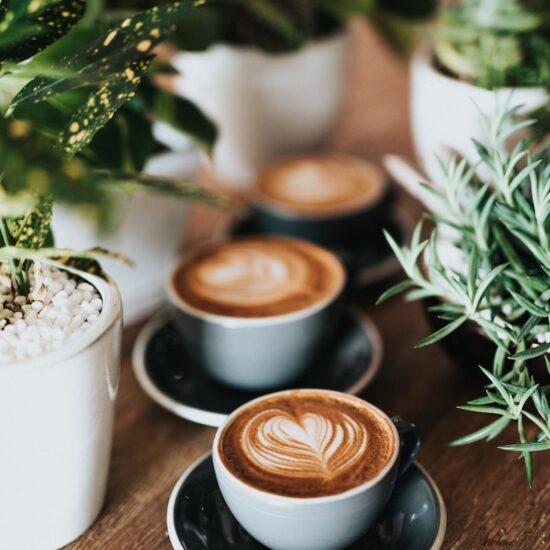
[
  {"xmin": 0, "ymin": 0, "xmax": 85, "ymax": 63},
  {"xmin": 58, "ymin": 57, "xmax": 152, "ymax": 155},
  {"xmin": 14, "ymin": 196, "xmax": 53, "ymax": 250},
  {"xmin": 499, "ymin": 441, "xmax": 550, "ymax": 452},
  {"xmin": 415, "ymin": 314, "xmax": 468, "ymax": 348},
  {"xmin": 376, "ymin": 279, "xmax": 412, "ymax": 304},
  {"xmin": 152, "ymin": 90, "xmax": 217, "ymax": 154},
  {"xmin": 449, "ymin": 416, "xmax": 511, "ymax": 446},
  {"xmin": 508, "ymin": 290, "xmax": 548, "ymax": 317},
  {"xmin": 472, "ymin": 263, "xmax": 508, "ymax": 310},
  {"xmin": 457, "ymin": 405, "xmax": 514, "ymax": 418},
  {"xmin": 509, "ymin": 343, "xmax": 550, "ymax": 361}
]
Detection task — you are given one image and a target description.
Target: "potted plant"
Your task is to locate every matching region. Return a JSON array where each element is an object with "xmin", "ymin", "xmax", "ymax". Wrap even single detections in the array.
[
  {"xmin": 411, "ymin": 0, "xmax": 549, "ymax": 186},
  {"xmin": 0, "ymin": 0, "xmax": 237, "ymax": 324},
  {"xmin": 0, "ymin": 1, "xmax": 226, "ymax": 547},
  {"xmin": 136, "ymin": 0, "xmax": 435, "ymax": 190},
  {"xmin": 381, "ymin": 105, "xmax": 549, "ymax": 484}
]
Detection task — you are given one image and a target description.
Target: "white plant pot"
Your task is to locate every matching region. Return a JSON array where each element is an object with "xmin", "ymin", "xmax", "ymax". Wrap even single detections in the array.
[
  {"xmin": 0, "ymin": 271, "xmax": 122, "ymax": 550},
  {"xmin": 168, "ymin": 29, "xmax": 351, "ymax": 190},
  {"xmin": 52, "ymin": 149, "xmax": 200, "ymax": 325},
  {"xmin": 411, "ymin": 48, "xmax": 548, "ymax": 187}
]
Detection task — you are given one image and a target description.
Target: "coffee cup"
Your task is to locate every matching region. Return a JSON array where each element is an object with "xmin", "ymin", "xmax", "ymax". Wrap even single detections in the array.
[
  {"xmin": 166, "ymin": 237, "xmax": 346, "ymax": 391},
  {"xmin": 213, "ymin": 389, "xmax": 420, "ymax": 550},
  {"xmin": 251, "ymin": 155, "xmax": 393, "ymax": 246}
]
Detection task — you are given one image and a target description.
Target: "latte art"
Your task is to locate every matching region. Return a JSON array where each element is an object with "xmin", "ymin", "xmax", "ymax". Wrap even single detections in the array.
[
  {"xmin": 172, "ymin": 238, "xmax": 344, "ymax": 318},
  {"xmin": 256, "ymin": 155, "xmax": 387, "ymax": 216},
  {"xmin": 219, "ymin": 391, "xmax": 395, "ymax": 498},
  {"xmin": 242, "ymin": 410, "xmax": 367, "ymax": 480}
]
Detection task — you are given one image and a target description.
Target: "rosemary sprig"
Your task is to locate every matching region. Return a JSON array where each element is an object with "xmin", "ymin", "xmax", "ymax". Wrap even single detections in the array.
[{"xmin": 381, "ymin": 104, "xmax": 550, "ymax": 484}]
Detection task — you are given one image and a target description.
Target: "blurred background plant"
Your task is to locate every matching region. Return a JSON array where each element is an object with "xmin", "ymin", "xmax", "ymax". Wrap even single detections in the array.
[
  {"xmin": 105, "ymin": 0, "xmax": 436, "ymax": 55},
  {"xmin": 432, "ymin": 0, "xmax": 550, "ymax": 89},
  {"xmin": 381, "ymin": 104, "xmax": 550, "ymax": 484}
]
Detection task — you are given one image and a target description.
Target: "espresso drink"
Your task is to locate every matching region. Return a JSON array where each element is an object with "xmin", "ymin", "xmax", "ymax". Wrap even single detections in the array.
[
  {"xmin": 172, "ymin": 238, "xmax": 345, "ymax": 318},
  {"xmin": 219, "ymin": 391, "xmax": 395, "ymax": 498},
  {"xmin": 256, "ymin": 155, "xmax": 387, "ymax": 216}
]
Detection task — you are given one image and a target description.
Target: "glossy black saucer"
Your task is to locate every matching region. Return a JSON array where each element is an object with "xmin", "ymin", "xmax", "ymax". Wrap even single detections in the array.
[
  {"xmin": 230, "ymin": 210, "xmax": 410, "ymax": 288},
  {"xmin": 132, "ymin": 309, "xmax": 382, "ymax": 427},
  {"xmin": 167, "ymin": 454, "xmax": 446, "ymax": 550}
]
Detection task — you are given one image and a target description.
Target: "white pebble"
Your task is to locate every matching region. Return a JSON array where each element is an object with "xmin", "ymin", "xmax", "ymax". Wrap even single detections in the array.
[{"xmin": 0, "ymin": 266, "xmax": 103, "ymax": 364}]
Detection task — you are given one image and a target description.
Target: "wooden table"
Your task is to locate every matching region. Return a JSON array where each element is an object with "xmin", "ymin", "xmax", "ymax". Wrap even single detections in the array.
[{"xmin": 69, "ymin": 22, "xmax": 549, "ymax": 550}]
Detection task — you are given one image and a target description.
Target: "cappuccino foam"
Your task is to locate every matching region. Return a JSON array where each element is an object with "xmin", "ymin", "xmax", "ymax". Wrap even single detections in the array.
[
  {"xmin": 219, "ymin": 391, "xmax": 395, "ymax": 497},
  {"xmin": 256, "ymin": 155, "xmax": 387, "ymax": 216},
  {"xmin": 172, "ymin": 238, "xmax": 344, "ymax": 318}
]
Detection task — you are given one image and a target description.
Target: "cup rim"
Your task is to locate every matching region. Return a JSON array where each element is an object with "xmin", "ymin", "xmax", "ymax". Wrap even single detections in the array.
[
  {"xmin": 251, "ymin": 155, "xmax": 389, "ymax": 221},
  {"xmin": 212, "ymin": 389, "xmax": 400, "ymax": 505},
  {"xmin": 166, "ymin": 236, "xmax": 346, "ymax": 327}
]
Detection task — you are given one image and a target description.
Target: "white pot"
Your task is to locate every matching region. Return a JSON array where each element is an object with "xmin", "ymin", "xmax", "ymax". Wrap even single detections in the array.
[
  {"xmin": 168, "ymin": 29, "xmax": 351, "ymax": 190},
  {"xmin": 52, "ymin": 148, "xmax": 200, "ymax": 325},
  {"xmin": 0, "ymin": 271, "xmax": 122, "ymax": 550},
  {"xmin": 411, "ymin": 48, "xmax": 548, "ymax": 187}
]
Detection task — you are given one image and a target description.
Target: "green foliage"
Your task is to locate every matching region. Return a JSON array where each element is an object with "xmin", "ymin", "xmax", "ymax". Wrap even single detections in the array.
[
  {"xmin": 433, "ymin": 0, "xmax": 550, "ymax": 89},
  {"xmin": 0, "ymin": 1, "xmax": 230, "ymax": 294},
  {"xmin": 381, "ymin": 103, "xmax": 550, "ymax": 483},
  {"xmin": 154, "ymin": 0, "xmax": 436, "ymax": 54},
  {"xmin": 0, "ymin": 0, "xmax": 85, "ymax": 63}
]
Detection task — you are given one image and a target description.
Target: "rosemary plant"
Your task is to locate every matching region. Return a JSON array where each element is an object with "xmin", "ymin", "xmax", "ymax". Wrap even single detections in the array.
[
  {"xmin": 433, "ymin": 0, "xmax": 550, "ymax": 89},
  {"xmin": 380, "ymin": 104, "xmax": 550, "ymax": 484}
]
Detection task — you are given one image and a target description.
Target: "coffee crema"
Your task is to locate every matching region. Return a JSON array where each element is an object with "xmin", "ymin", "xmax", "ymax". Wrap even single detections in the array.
[
  {"xmin": 219, "ymin": 391, "xmax": 395, "ymax": 498},
  {"xmin": 171, "ymin": 238, "xmax": 344, "ymax": 318},
  {"xmin": 255, "ymin": 155, "xmax": 387, "ymax": 216}
]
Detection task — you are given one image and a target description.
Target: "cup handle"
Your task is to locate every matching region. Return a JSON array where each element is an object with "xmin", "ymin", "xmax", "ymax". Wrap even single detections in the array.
[{"xmin": 391, "ymin": 416, "xmax": 421, "ymax": 477}]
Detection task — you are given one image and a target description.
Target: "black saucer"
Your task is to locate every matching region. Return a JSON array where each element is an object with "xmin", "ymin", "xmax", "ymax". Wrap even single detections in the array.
[
  {"xmin": 167, "ymin": 454, "xmax": 446, "ymax": 550},
  {"xmin": 230, "ymin": 210, "xmax": 410, "ymax": 288},
  {"xmin": 132, "ymin": 309, "xmax": 382, "ymax": 427}
]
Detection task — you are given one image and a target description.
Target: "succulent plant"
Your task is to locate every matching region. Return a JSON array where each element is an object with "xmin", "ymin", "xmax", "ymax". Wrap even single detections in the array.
[{"xmin": 433, "ymin": 0, "xmax": 550, "ymax": 89}]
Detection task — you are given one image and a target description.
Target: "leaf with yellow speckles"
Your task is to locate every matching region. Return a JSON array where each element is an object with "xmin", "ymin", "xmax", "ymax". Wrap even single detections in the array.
[
  {"xmin": 0, "ymin": 0, "xmax": 85, "ymax": 63},
  {"xmin": 14, "ymin": 196, "xmax": 53, "ymax": 251},
  {"xmin": 11, "ymin": 1, "xmax": 203, "ymax": 109},
  {"xmin": 59, "ymin": 57, "xmax": 153, "ymax": 155}
]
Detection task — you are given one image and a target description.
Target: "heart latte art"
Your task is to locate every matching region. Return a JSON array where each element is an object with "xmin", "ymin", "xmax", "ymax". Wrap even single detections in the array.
[
  {"xmin": 172, "ymin": 238, "xmax": 344, "ymax": 317},
  {"xmin": 242, "ymin": 410, "xmax": 367, "ymax": 480},
  {"xmin": 219, "ymin": 392, "xmax": 395, "ymax": 498}
]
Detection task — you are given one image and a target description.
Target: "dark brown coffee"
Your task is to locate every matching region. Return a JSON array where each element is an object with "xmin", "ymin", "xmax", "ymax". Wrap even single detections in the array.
[
  {"xmin": 219, "ymin": 390, "xmax": 396, "ymax": 498},
  {"xmin": 172, "ymin": 237, "xmax": 345, "ymax": 318},
  {"xmin": 255, "ymin": 155, "xmax": 387, "ymax": 217}
]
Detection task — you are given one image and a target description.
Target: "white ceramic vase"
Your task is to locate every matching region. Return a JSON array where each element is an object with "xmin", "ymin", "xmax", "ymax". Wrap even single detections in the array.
[
  {"xmin": 0, "ymin": 271, "xmax": 122, "ymax": 550},
  {"xmin": 52, "ymin": 148, "xmax": 200, "ymax": 325},
  {"xmin": 168, "ymin": 29, "xmax": 351, "ymax": 191},
  {"xmin": 411, "ymin": 48, "xmax": 548, "ymax": 187}
]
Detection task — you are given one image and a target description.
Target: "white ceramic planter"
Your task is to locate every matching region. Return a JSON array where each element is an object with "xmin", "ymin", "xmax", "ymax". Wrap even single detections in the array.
[
  {"xmin": 0, "ymin": 271, "xmax": 122, "ymax": 550},
  {"xmin": 52, "ymin": 148, "xmax": 200, "ymax": 325},
  {"xmin": 411, "ymin": 48, "xmax": 548, "ymax": 187},
  {"xmin": 168, "ymin": 29, "xmax": 351, "ymax": 190}
]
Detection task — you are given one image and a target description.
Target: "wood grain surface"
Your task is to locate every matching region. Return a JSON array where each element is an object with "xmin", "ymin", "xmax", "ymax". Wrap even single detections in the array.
[{"xmin": 67, "ymin": 20, "xmax": 549, "ymax": 550}]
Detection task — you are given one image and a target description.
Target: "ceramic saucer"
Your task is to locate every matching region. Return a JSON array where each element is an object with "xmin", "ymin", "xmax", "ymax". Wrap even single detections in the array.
[
  {"xmin": 229, "ymin": 209, "xmax": 411, "ymax": 288},
  {"xmin": 167, "ymin": 454, "xmax": 446, "ymax": 550},
  {"xmin": 132, "ymin": 309, "xmax": 382, "ymax": 427}
]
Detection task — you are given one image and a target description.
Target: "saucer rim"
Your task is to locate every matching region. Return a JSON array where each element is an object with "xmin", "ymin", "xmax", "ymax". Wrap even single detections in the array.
[
  {"xmin": 132, "ymin": 309, "xmax": 383, "ymax": 428},
  {"xmin": 166, "ymin": 453, "xmax": 447, "ymax": 550}
]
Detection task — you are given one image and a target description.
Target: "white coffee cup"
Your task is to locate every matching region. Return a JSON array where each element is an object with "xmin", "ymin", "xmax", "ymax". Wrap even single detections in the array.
[{"xmin": 212, "ymin": 389, "xmax": 420, "ymax": 550}]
